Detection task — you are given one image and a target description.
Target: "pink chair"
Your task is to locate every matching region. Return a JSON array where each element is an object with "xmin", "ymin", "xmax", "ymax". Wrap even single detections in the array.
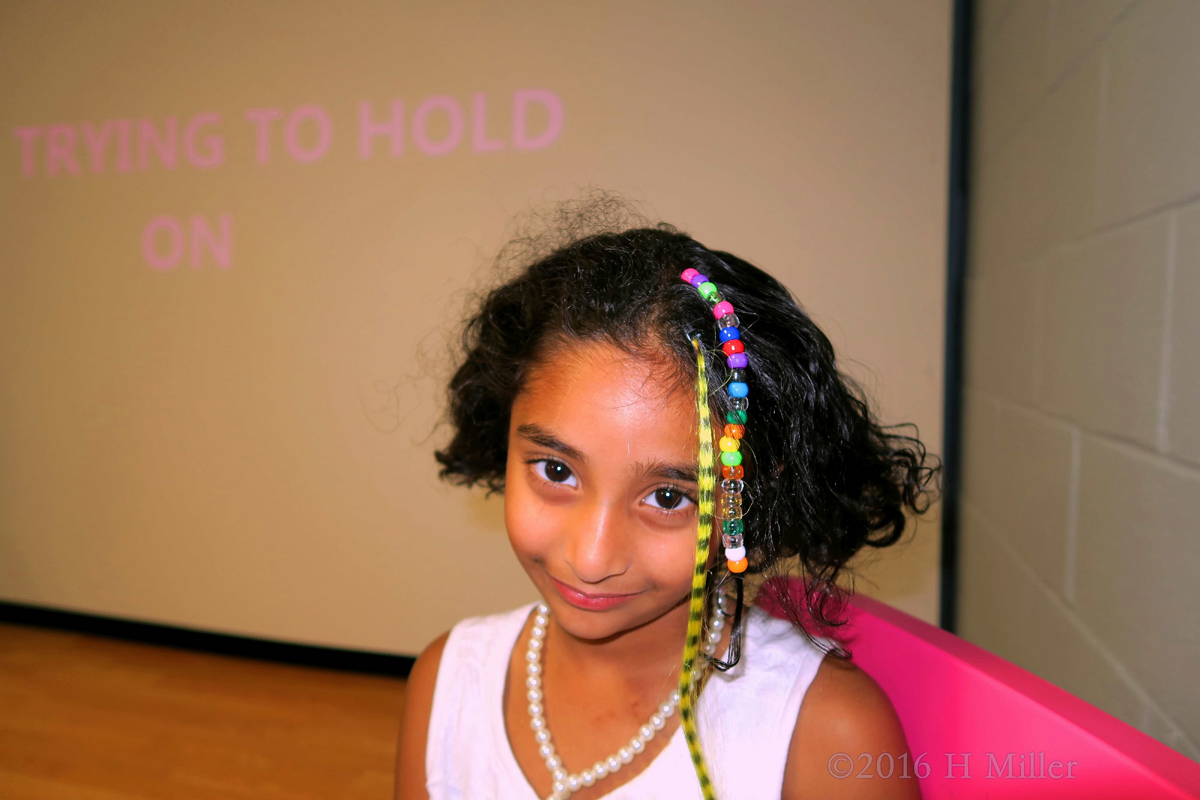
[{"xmin": 760, "ymin": 578, "xmax": 1200, "ymax": 799}]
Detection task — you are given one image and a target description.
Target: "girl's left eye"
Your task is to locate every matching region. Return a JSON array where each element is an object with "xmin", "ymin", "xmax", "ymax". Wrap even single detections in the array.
[{"xmin": 643, "ymin": 486, "xmax": 696, "ymax": 512}]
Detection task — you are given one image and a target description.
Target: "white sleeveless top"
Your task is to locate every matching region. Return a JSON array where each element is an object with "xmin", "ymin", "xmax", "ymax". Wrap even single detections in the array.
[{"xmin": 426, "ymin": 602, "xmax": 828, "ymax": 799}]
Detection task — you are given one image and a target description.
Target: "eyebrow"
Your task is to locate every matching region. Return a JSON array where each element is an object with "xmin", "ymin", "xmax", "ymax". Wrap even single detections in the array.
[
  {"xmin": 516, "ymin": 423, "xmax": 587, "ymax": 463},
  {"xmin": 636, "ymin": 460, "xmax": 698, "ymax": 484}
]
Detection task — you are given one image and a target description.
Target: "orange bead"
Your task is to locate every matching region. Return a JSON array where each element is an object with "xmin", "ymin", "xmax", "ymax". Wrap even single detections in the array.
[
  {"xmin": 723, "ymin": 423, "xmax": 745, "ymax": 439},
  {"xmin": 728, "ymin": 557, "xmax": 749, "ymax": 574},
  {"xmin": 722, "ymin": 464, "xmax": 744, "ymax": 480}
]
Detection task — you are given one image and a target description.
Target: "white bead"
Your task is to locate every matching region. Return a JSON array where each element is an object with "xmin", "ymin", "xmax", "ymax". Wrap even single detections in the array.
[
  {"xmin": 629, "ymin": 737, "xmax": 645, "ymax": 754},
  {"xmin": 526, "ymin": 676, "xmax": 541, "ymax": 689},
  {"xmin": 671, "ymin": 691, "xmax": 681, "ymax": 703},
  {"xmin": 581, "ymin": 769, "xmax": 596, "ymax": 786},
  {"xmin": 711, "ymin": 615, "xmax": 725, "ymax": 630},
  {"xmin": 532, "ymin": 625, "xmax": 545, "ymax": 639},
  {"xmin": 553, "ymin": 768, "xmax": 567, "ymax": 782},
  {"xmin": 552, "ymin": 780, "xmax": 566, "ymax": 794},
  {"xmin": 535, "ymin": 729, "xmax": 551, "ymax": 744},
  {"xmin": 708, "ymin": 629, "xmax": 721, "ymax": 644},
  {"xmin": 538, "ymin": 743, "xmax": 554, "ymax": 759},
  {"xmin": 527, "ymin": 688, "xmax": 542, "ymax": 702},
  {"xmin": 607, "ymin": 755, "xmax": 621, "ymax": 773},
  {"xmin": 567, "ymin": 775, "xmax": 581, "ymax": 791},
  {"xmin": 639, "ymin": 724, "xmax": 654, "ymax": 741},
  {"xmin": 702, "ymin": 642, "xmax": 715, "ymax": 655},
  {"xmin": 546, "ymin": 754, "xmax": 561, "ymax": 770},
  {"xmin": 528, "ymin": 703, "xmax": 543, "ymax": 717},
  {"xmin": 618, "ymin": 747, "xmax": 633, "ymax": 764},
  {"xmin": 724, "ymin": 545, "xmax": 746, "ymax": 561},
  {"xmin": 530, "ymin": 715, "xmax": 545, "ymax": 731},
  {"xmin": 528, "ymin": 637, "xmax": 542, "ymax": 650},
  {"xmin": 527, "ymin": 662, "xmax": 541, "ymax": 676},
  {"xmin": 535, "ymin": 614, "xmax": 548, "ymax": 627},
  {"xmin": 660, "ymin": 702, "xmax": 675, "ymax": 718},
  {"xmin": 650, "ymin": 713, "xmax": 665, "ymax": 730},
  {"xmin": 526, "ymin": 649, "xmax": 539, "ymax": 662}
]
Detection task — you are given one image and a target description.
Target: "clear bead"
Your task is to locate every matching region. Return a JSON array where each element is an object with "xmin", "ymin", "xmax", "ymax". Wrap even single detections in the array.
[
  {"xmin": 721, "ymin": 479, "xmax": 744, "ymax": 494},
  {"xmin": 722, "ymin": 533, "xmax": 744, "ymax": 549},
  {"xmin": 728, "ymin": 368, "xmax": 746, "ymax": 383},
  {"xmin": 718, "ymin": 313, "xmax": 740, "ymax": 328},
  {"xmin": 729, "ymin": 396, "xmax": 749, "ymax": 411},
  {"xmin": 618, "ymin": 747, "xmax": 634, "ymax": 764}
]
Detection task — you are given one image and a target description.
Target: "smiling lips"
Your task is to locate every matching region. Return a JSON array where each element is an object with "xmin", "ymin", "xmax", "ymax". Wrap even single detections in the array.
[{"xmin": 549, "ymin": 575, "xmax": 640, "ymax": 611}]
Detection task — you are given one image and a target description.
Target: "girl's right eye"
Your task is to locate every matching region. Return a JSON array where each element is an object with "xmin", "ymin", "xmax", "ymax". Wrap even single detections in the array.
[{"xmin": 530, "ymin": 459, "xmax": 578, "ymax": 488}]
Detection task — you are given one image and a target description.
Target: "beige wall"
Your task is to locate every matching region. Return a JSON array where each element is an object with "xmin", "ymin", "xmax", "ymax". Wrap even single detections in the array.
[
  {"xmin": 963, "ymin": 0, "xmax": 1199, "ymax": 761},
  {"xmin": 0, "ymin": 1, "xmax": 951, "ymax": 654}
]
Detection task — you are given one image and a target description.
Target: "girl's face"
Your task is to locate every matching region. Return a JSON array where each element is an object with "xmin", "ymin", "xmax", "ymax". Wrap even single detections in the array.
[{"xmin": 505, "ymin": 339, "xmax": 707, "ymax": 641}]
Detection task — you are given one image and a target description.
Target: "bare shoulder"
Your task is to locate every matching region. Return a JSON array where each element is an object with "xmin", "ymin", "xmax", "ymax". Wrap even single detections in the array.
[
  {"xmin": 781, "ymin": 653, "xmax": 921, "ymax": 800},
  {"xmin": 393, "ymin": 630, "xmax": 451, "ymax": 800}
]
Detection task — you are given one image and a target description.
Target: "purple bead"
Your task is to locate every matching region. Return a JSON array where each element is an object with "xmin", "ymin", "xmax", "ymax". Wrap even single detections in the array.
[
  {"xmin": 727, "ymin": 352, "xmax": 748, "ymax": 369},
  {"xmin": 688, "ymin": 273, "xmax": 708, "ymax": 288}
]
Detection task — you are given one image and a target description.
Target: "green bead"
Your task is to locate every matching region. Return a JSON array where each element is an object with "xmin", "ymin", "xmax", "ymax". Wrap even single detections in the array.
[
  {"xmin": 698, "ymin": 282, "xmax": 719, "ymax": 300},
  {"xmin": 723, "ymin": 519, "xmax": 744, "ymax": 535},
  {"xmin": 720, "ymin": 450, "xmax": 743, "ymax": 467},
  {"xmin": 726, "ymin": 409, "xmax": 748, "ymax": 425}
]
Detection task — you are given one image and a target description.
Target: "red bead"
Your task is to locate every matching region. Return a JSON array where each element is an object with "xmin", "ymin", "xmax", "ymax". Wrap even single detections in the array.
[
  {"xmin": 721, "ymin": 340, "xmax": 745, "ymax": 356},
  {"xmin": 722, "ymin": 464, "xmax": 744, "ymax": 479}
]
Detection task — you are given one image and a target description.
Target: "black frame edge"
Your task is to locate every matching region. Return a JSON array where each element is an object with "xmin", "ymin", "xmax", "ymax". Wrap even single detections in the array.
[
  {"xmin": 0, "ymin": 600, "xmax": 414, "ymax": 679},
  {"xmin": 940, "ymin": 0, "xmax": 973, "ymax": 633}
]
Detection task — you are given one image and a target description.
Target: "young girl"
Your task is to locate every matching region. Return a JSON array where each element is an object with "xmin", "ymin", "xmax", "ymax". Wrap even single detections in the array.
[{"xmin": 394, "ymin": 220, "xmax": 937, "ymax": 800}]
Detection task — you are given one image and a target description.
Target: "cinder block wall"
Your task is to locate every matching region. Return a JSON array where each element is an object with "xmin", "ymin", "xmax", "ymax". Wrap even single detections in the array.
[{"xmin": 962, "ymin": 0, "xmax": 1200, "ymax": 760}]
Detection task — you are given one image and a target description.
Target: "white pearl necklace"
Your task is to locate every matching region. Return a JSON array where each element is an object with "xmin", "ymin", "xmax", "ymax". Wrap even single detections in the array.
[{"xmin": 525, "ymin": 592, "xmax": 733, "ymax": 800}]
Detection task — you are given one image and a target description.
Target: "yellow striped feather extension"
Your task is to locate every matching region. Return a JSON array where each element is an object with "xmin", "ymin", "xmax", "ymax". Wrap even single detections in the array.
[{"xmin": 679, "ymin": 335, "xmax": 717, "ymax": 799}]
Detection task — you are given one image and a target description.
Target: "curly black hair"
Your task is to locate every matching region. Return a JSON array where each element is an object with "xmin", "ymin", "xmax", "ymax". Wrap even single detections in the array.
[{"xmin": 435, "ymin": 218, "xmax": 938, "ymax": 647}]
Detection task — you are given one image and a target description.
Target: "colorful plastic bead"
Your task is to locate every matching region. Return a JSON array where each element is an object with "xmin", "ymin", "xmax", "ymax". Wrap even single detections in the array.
[
  {"xmin": 680, "ymin": 268, "xmax": 700, "ymax": 283},
  {"xmin": 723, "ymin": 518, "xmax": 744, "ymax": 534},
  {"xmin": 712, "ymin": 301, "xmax": 734, "ymax": 319},
  {"xmin": 724, "ymin": 424, "xmax": 744, "ymax": 439},
  {"xmin": 718, "ymin": 436, "xmax": 739, "ymax": 452},
  {"xmin": 721, "ymin": 340, "xmax": 745, "ymax": 356},
  {"xmin": 720, "ymin": 450, "xmax": 743, "ymax": 467},
  {"xmin": 697, "ymin": 282, "xmax": 719, "ymax": 301},
  {"xmin": 728, "ymin": 557, "xmax": 749, "ymax": 574},
  {"xmin": 721, "ymin": 464, "xmax": 744, "ymax": 480},
  {"xmin": 728, "ymin": 381, "xmax": 749, "ymax": 398},
  {"xmin": 724, "ymin": 545, "xmax": 747, "ymax": 562},
  {"xmin": 719, "ymin": 327, "xmax": 740, "ymax": 342},
  {"xmin": 727, "ymin": 352, "xmax": 748, "ymax": 369},
  {"xmin": 725, "ymin": 410, "xmax": 747, "ymax": 425},
  {"xmin": 689, "ymin": 273, "xmax": 709, "ymax": 288}
]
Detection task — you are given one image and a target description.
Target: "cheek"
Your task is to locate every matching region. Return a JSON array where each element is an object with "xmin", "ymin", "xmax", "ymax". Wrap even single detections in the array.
[
  {"xmin": 503, "ymin": 472, "xmax": 559, "ymax": 562},
  {"xmin": 636, "ymin": 524, "xmax": 702, "ymax": 594}
]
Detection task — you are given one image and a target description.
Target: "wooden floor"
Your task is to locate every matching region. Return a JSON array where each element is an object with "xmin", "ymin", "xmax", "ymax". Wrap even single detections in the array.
[{"xmin": 0, "ymin": 622, "xmax": 406, "ymax": 800}]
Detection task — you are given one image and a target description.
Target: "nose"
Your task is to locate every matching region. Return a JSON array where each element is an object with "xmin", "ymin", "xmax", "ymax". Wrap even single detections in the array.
[{"xmin": 563, "ymin": 496, "xmax": 631, "ymax": 584}]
